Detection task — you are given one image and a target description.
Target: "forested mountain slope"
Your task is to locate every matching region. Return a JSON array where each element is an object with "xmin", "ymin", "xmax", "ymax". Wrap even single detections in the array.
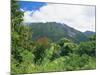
[{"xmin": 28, "ymin": 22, "xmax": 89, "ymax": 43}]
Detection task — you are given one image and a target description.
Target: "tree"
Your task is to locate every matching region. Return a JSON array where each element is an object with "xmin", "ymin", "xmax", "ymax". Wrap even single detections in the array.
[
  {"xmin": 58, "ymin": 38, "xmax": 78, "ymax": 56},
  {"xmin": 11, "ymin": 0, "xmax": 35, "ymax": 74},
  {"xmin": 42, "ymin": 43, "xmax": 61, "ymax": 65},
  {"xmin": 11, "ymin": 0, "xmax": 96, "ymax": 73},
  {"xmin": 78, "ymin": 41, "xmax": 96, "ymax": 57},
  {"xmin": 11, "ymin": 0, "xmax": 23, "ymax": 32}
]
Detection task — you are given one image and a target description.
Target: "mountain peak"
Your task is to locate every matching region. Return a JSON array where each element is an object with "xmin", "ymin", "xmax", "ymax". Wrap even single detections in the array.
[
  {"xmin": 84, "ymin": 31, "xmax": 95, "ymax": 36},
  {"xmin": 29, "ymin": 22, "xmax": 89, "ymax": 43}
]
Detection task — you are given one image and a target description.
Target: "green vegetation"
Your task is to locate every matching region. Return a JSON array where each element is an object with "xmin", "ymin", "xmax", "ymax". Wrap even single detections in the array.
[
  {"xmin": 29, "ymin": 22, "xmax": 89, "ymax": 43},
  {"xmin": 11, "ymin": 0, "xmax": 96, "ymax": 75}
]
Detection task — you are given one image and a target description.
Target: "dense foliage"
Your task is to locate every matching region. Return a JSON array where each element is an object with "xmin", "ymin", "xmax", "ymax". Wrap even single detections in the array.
[{"xmin": 11, "ymin": 0, "xmax": 96, "ymax": 75}]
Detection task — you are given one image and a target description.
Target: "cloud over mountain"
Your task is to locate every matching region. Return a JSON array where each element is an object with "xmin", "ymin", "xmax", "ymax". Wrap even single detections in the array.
[{"xmin": 21, "ymin": 2, "xmax": 95, "ymax": 32}]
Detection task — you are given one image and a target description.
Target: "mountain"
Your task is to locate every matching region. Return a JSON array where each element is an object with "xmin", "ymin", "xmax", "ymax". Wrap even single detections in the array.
[
  {"xmin": 84, "ymin": 31, "xmax": 96, "ymax": 37},
  {"xmin": 28, "ymin": 22, "xmax": 89, "ymax": 43}
]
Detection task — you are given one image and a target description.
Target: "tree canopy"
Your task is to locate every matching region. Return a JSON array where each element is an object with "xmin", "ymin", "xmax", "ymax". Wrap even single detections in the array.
[{"xmin": 11, "ymin": 0, "xmax": 96, "ymax": 75}]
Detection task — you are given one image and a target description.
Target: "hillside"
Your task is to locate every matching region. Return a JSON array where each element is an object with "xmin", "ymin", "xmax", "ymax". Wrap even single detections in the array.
[
  {"xmin": 28, "ymin": 22, "xmax": 89, "ymax": 43},
  {"xmin": 84, "ymin": 31, "xmax": 96, "ymax": 37}
]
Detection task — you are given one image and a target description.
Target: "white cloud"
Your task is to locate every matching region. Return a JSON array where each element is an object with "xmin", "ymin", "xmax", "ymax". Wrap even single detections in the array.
[{"xmin": 23, "ymin": 3, "xmax": 95, "ymax": 32}]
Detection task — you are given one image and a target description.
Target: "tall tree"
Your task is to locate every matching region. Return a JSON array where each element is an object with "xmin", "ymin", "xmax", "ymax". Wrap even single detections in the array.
[{"xmin": 11, "ymin": 0, "xmax": 23, "ymax": 31}]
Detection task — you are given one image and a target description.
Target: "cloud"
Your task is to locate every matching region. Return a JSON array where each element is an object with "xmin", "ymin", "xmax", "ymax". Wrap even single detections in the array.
[{"xmin": 22, "ymin": 3, "xmax": 95, "ymax": 32}]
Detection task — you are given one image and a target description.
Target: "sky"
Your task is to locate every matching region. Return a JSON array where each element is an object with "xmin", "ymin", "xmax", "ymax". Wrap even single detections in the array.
[{"xmin": 19, "ymin": 1, "xmax": 95, "ymax": 32}]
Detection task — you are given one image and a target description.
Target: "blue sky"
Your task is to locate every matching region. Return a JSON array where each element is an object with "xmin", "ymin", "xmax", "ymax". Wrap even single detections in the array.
[
  {"xmin": 18, "ymin": 1, "xmax": 95, "ymax": 32},
  {"xmin": 19, "ymin": 1, "xmax": 47, "ymax": 11}
]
